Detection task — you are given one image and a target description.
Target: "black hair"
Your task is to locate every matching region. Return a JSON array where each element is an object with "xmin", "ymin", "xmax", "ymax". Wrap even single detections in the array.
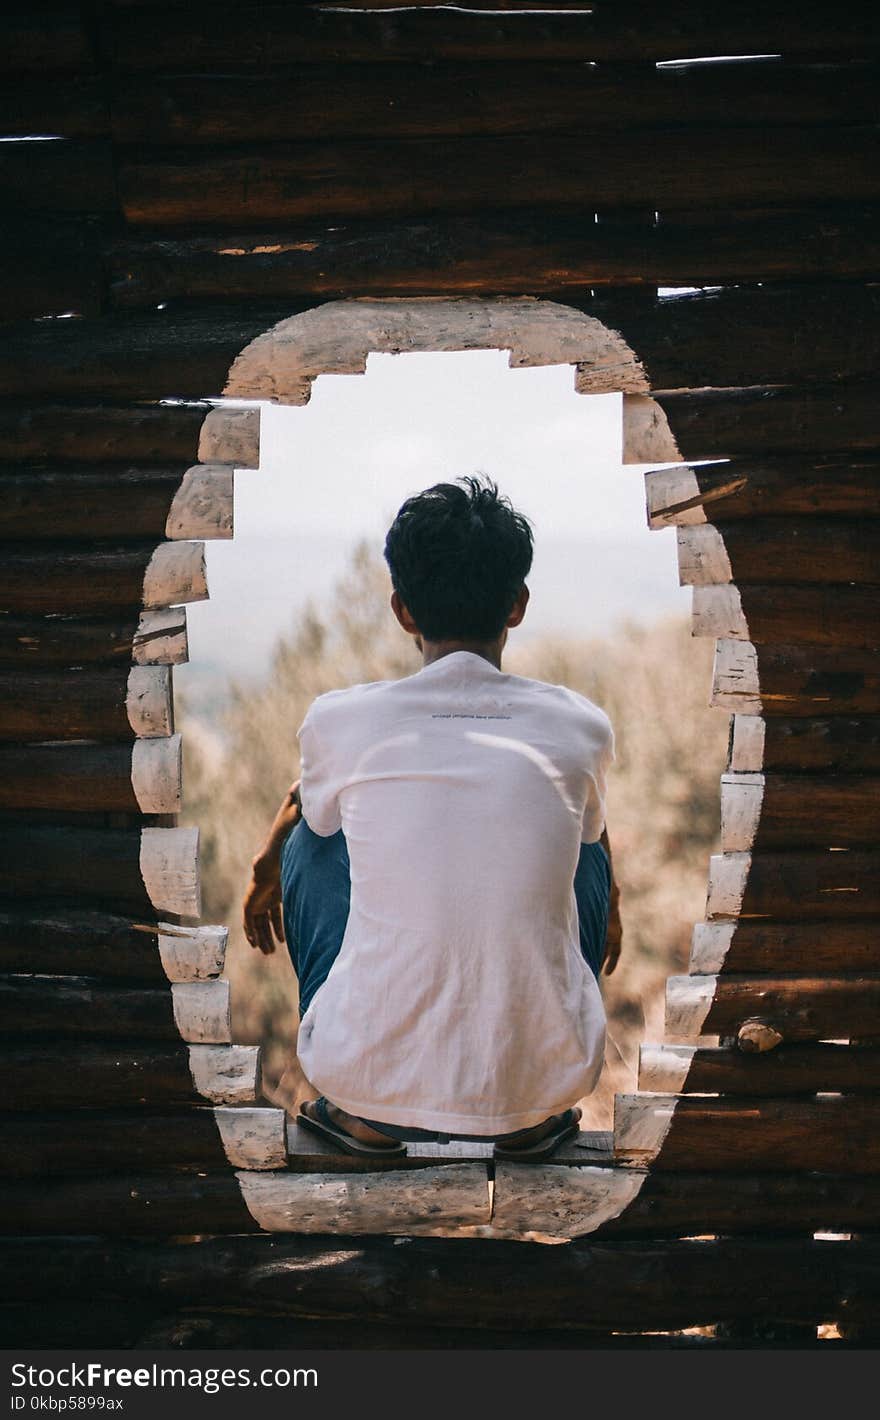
[{"xmin": 383, "ymin": 474, "xmax": 534, "ymax": 641}]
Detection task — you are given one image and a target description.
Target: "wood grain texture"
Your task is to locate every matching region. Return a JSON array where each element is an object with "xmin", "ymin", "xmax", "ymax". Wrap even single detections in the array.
[
  {"xmin": 0, "ymin": 608, "xmax": 187, "ymax": 668},
  {"xmin": 708, "ymin": 849, "xmax": 880, "ymax": 919},
  {"xmin": 237, "ymin": 1165, "xmax": 491, "ymax": 1235},
  {"xmin": 0, "ymin": 542, "xmax": 206, "ymax": 613},
  {"xmin": 689, "ymin": 919, "xmax": 878, "ymax": 976},
  {"xmin": 680, "ymin": 520, "xmax": 880, "ymax": 587},
  {"xmin": 0, "ymin": 465, "xmax": 231, "ymax": 542},
  {"xmin": 0, "ymin": 667, "xmax": 170, "ymax": 742},
  {"xmin": 0, "ymin": 402, "xmax": 209, "ymax": 463},
  {"xmin": 730, "ymin": 715, "xmax": 880, "ymax": 772},
  {"xmin": 1, "ymin": 1040, "xmax": 259, "ymax": 1111},
  {"xmin": 0, "ymin": 738, "xmax": 180, "ymax": 813},
  {"xmin": 638, "ymin": 1041, "xmax": 880, "ymax": 1095},
  {"xmin": 720, "ymin": 771, "xmax": 880, "ymax": 849},
  {"xmin": 666, "ymin": 972, "xmax": 880, "ymax": 1043},
  {"xmin": 647, "ymin": 455, "xmax": 880, "ymax": 527}
]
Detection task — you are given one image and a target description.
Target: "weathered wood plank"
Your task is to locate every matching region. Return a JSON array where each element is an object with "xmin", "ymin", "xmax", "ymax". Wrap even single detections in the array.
[
  {"xmin": 107, "ymin": 207, "xmax": 880, "ymax": 306},
  {"xmin": 647, "ymin": 455, "xmax": 880, "ymax": 528},
  {"xmin": 638, "ymin": 1041, "xmax": 880, "ymax": 1094},
  {"xmin": 0, "ymin": 1107, "xmax": 286, "ymax": 1178},
  {"xmin": 625, "ymin": 383, "xmax": 880, "ymax": 462},
  {"xmin": 665, "ymin": 972, "xmax": 880, "ymax": 1043},
  {"xmin": 0, "ymin": 905, "xmax": 166, "ymax": 982},
  {"xmin": 678, "ymin": 521, "xmax": 880, "ymax": 587},
  {"xmin": 0, "ymin": 401, "xmax": 210, "ymax": 463},
  {"xmin": 0, "ymin": 1173, "xmax": 260, "ymax": 1236},
  {"xmin": 730, "ymin": 715, "xmax": 880, "ymax": 772},
  {"xmin": 0, "ymin": 822, "xmax": 198, "ymax": 915},
  {"xmin": 693, "ymin": 585, "xmax": 880, "ymax": 649},
  {"xmin": 0, "ymin": 218, "xmax": 106, "ymax": 321},
  {"xmin": 2, "ymin": 1232, "xmax": 878, "ymax": 1333},
  {"xmin": 0, "ymin": 737, "xmax": 181, "ymax": 814},
  {"xmin": 236, "ymin": 1165, "xmax": 491, "ymax": 1235},
  {"xmin": 689, "ymin": 919, "xmax": 878, "ymax": 976},
  {"xmin": 707, "ymin": 849, "xmax": 880, "ymax": 920},
  {"xmin": 1, "ymin": 1040, "xmax": 259, "ymax": 1111},
  {"xmin": 0, "ymin": 76, "xmax": 109, "ymax": 139},
  {"xmin": 0, "ymin": 666, "xmax": 172, "ymax": 742},
  {"xmin": 0, "ymin": 11, "xmax": 94, "ymax": 76},
  {"xmin": 0, "ymin": 541, "xmax": 207, "ymax": 613},
  {"xmin": 109, "ymin": 63, "xmax": 880, "ymax": 144},
  {"xmin": 720, "ymin": 771, "xmax": 880, "ymax": 850},
  {"xmin": 0, "ymin": 608, "xmax": 187, "ymax": 668},
  {"xmin": 0, "ymin": 465, "xmax": 233, "ymax": 541},
  {"xmin": 713, "ymin": 643, "xmax": 880, "ymax": 719},
  {"xmin": 103, "ymin": 7, "xmax": 878, "ymax": 68},
  {"xmin": 117, "ymin": 129, "xmax": 880, "ymax": 226},
  {"xmin": 614, "ymin": 1093, "xmax": 880, "ymax": 1173},
  {"xmin": 0, "ymin": 974, "xmax": 228, "ymax": 1043}
]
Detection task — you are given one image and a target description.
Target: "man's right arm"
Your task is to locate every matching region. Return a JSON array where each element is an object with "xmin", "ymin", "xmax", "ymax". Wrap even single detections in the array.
[
  {"xmin": 600, "ymin": 824, "xmax": 623, "ymax": 975},
  {"xmin": 242, "ymin": 780, "xmax": 302, "ymax": 955}
]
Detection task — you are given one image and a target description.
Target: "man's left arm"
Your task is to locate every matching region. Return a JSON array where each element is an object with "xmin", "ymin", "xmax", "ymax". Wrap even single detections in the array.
[{"xmin": 242, "ymin": 780, "xmax": 302, "ymax": 955}]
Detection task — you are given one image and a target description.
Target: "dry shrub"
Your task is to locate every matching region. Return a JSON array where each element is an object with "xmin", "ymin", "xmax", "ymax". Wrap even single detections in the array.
[{"xmin": 178, "ymin": 540, "xmax": 728, "ymax": 1125}]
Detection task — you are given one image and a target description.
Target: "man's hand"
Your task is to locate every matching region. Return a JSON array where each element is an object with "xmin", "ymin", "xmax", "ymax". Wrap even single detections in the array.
[
  {"xmin": 602, "ymin": 892, "xmax": 624, "ymax": 976},
  {"xmin": 243, "ymin": 780, "xmax": 302, "ymax": 955}
]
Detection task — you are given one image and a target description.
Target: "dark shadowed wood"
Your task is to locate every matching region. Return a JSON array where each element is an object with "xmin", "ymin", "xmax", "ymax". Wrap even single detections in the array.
[
  {"xmin": 630, "ymin": 1096, "xmax": 880, "ymax": 1173},
  {"xmin": 659, "ymin": 383, "xmax": 880, "ymax": 457},
  {"xmin": 696, "ymin": 920, "xmax": 878, "ymax": 975},
  {"xmin": 0, "ymin": 906, "xmax": 164, "ymax": 981},
  {"xmin": 651, "ymin": 455, "xmax": 880, "ymax": 523},
  {"xmin": 0, "ymin": 612, "xmax": 180, "ymax": 668},
  {"xmin": 2, "ymin": 1041, "xmax": 208, "ymax": 1110},
  {"xmin": 0, "ymin": 11, "xmax": 94, "ymax": 76},
  {"xmin": 739, "ymin": 850, "xmax": 880, "ymax": 919},
  {"xmin": 0, "ymin": 139, "xmax": 118, "ymax": 215},
  {"xmin": 0, "ymin": 542, "xmax": 196, "ymax": 614},
  {"xmin": 0, "ymin": 218, "xmax": 106, "ymax": 321},
  {"xmin": 645, "ymin": 1042, "xmax": 880, "ymax": 1094},
  {"xmin": 109, "ymin": 63, "xmax": 880, "ymax": 144},
  {"xmin": 103, "ymin": 7, "xmax": 878, "ymax": 68},
  {"xmin": 756, "ymin": 717, "xmax": 880, "ymax": 772},
  {"xmin": 0, "ymin": 824, "xmax": 150, "ymax": 910},
  {"xmin": 0, "ymin": 402, "xmax": 209, "ymax": 463},
  {"xmin": 735, "ymin": 587, "xmax": 880, "ymax": 650},
  {"xmin": 0, "ymin": 975, "xmax": 177, "ymax": 1040},
  {"xmin": 0, "ymin": 668, "xmax": 137, "ymax": 741},
  {"xmin": 0, "ymin": 76, "xmax": 109, "ymax": 139},
  {"xmin": 0, "ymin": 466, "xmax": 187, "ymax": 540},
  {"xmin": 2, "ymin": 1233, "xmax": 878, "ymax": 1332},
  {"xmin": 117, "ymin": 128, "xmax": 880, "ymax": 227},
  {"xmin": 716, "ymin": 520, "xmax": 880, "ymax": 586},
  {"xmin": 0, "ymin": 744, "xmax": 141, "ymax": 812},
  {"xmin": 0, "ymin": 1110, "xmax": 235, "ymax": 1177},
  {"xmin": 751, "ymin": 647, "xmax": 880, "ymax": 718},
  {"xmin": 0, "ymin": 1173, "xmax": 259, "ymax": 1236},
  {"xmin": 0, "ymin": 307, "xmax": 298, "ymax": 401},
  {"xmin": 754, "ymin": 775, "xmax": 880, "ymax": 844},
  {"xmin": 107, "ymin": 207, "xmax": 880, "ymax": 306},
  {"xmin": 699, "ymin": 975, "xmax": 880, "ymax": 1042}
]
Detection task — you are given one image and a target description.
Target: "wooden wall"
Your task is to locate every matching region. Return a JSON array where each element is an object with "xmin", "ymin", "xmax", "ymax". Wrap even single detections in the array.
[{"xmin": 1, "ymin": 0, "xmax": 878, "ymax": 1346}]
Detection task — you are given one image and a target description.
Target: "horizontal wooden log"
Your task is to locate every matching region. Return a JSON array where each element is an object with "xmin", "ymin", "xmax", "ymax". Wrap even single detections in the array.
[
  {"xmin": 3, "ymin": 1233, "xmax": 878, "ymax": 1334},
  {"xmin": 0, "ymin": 1172, "xmax": 260, "ymax": 1235},
  {"xmin": 156, "ymin": 922, "xmax": 227, "ymax": 982},
  {"xmin": 689, "ymin": 919, "xmax": 878, "ymax": 975},
  {"xmin": 1, "ymin": 75, "xmax": 109, "ymax": 139},
  {"xmin": 0, "ymin": 666, "xmax": 171, "ymax": 741},
  {"xmin": 647, "ymin": 455, "xmax": 880, "ymax": 528},
  {"xmin": 235, "ymin": 1165, "xmax": 491, "ymax": 1235},
  {"xmin": 0, "ymin": 541, "xmax": 207, "ymax": 613},
  {"xmin": 692, "ymin": 585, "xmax": 880, "ymax": 650},
  {"xmin": 117, "ymin": 129, "xmax": 880, "ymax": 228},
  {"xmin": 0, "ymin": 139, "xmax": 118, "ymax": 215},
  {"xmin": 2, "ymin": 1040, "xmax": 259, "ymax": 1111},
  {"xmin": 730, "ymin": 715, "xmax": 880, "ymax": 772},
  {"xmin": 0, "ymin": 736, "xmax": 181, "ymax": 813},
  {"xmin": 707, "ymin": 850, "xmax": 880, "ymax": 920},
  {"xmin": 639, "ymin": 1041, "xmax": 880, "ymax": 1095},
  {"xmin": 0, "ymin": 401, "xmax": 206, "ymax": 463},
  {"xmin": 107, "ymin": 207, "xmax": 880, "ymax": 306},
  {"xmin": 0, "ymin": 608, "xmax": 188, "ymax": 668},
  {"xmin": 109, "ymin": 63, "xmax": 880, "ymax": 145},
  {"xmin": 103, "ymin": 8, "xmax": 878, "ymax": 68},
  {"xmin": 720, "ymin": 771, "xmax": 880, "ymax": 851},
  {"xmin": 0, "ymin": 974, "xmax": 228, "ymax": 1042},
  {"xmin": 0, "ymin": 1106, "xmax": 286, "ymax": 1178},
  {"xmin": 625, "ymin": 383, "xmax": 880, "ymax": 463},
  {"xmin": 0, "ymin": 464, "xmax": 233, "ymax": 541},
  {"xmin": 0, "ymin": 11, "xmax": 95, "ymax": 76},
  {"xmin": 713, "ymin": 643, "xmax": 880, "ymax": 719},
  {"xmin": 0, "ymin": 906, "xmax": 227, "ymax": 983},
  {"xmin": 665, "ymin": 973, "xmax": 880, "ymax": 1043},
  {"xmin": 614, "ymin": 1094, "xmax": 880, "ymax": 1173},
  {"xmin": 0, "ymin": 217, "xmax": 105, "ymax": 322},
  {"xmin": 678, "ymin": 521, "xmax": 880, "ymax": 588},
  {"xmin": 0, "ymin": 823, "xmax": 198, "ymax": 915}
]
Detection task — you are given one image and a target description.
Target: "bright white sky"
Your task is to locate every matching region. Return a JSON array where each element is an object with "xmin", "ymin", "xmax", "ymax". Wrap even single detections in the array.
[{"xmin": 180, "ymin": 349, "xmax": 686, "ymax": 683}]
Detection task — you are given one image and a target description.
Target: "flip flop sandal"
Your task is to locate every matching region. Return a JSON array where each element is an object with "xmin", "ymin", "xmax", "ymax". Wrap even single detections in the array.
[
  {"xmin": 296, "ymin": 1095, "xmax": 407, "ymax": 1159},
  {"xmin": 493, "ymin": 1108, "xmax": 581, "ymax": 1163}
]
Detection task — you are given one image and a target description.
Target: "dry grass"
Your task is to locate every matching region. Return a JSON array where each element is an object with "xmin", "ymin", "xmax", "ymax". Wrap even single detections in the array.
[{"xmin": 178, "ymin": 540, "xmax": 728, "ymax": 1126}]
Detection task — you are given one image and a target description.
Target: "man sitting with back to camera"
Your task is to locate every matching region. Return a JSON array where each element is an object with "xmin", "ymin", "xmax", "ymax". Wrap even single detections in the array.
[{"xmin": 243, "ymin": 474, "xmax": 621, "ymax": 1160}]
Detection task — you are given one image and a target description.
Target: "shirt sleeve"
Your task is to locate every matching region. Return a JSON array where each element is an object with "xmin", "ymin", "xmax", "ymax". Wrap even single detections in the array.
[
  {"xmin": 297, "ymin": 703, "xmax": 343, "ymax": 837},
  {"xmin": 581, "ymin": 722, "xmax": 615, "ymax": 844}
]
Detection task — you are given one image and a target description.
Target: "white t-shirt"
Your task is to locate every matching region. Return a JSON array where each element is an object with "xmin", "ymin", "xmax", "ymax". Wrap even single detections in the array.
[{"xmin": 295, "ymin": 649, "xmax": 614, "ymax": 1135}]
